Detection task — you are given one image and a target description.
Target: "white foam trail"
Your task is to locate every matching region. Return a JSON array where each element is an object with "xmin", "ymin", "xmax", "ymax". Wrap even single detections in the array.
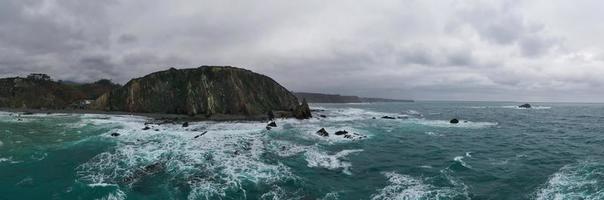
[
  {"xmin": 0, "ymin": 156, "xmax": 21, "ymax": 164},
  {"xmin": 319, "ymin": 191, "xmax": 340, "ymax": 200},
  {"xmin": 371, "ymin": 172, "xmax": 470, "ymax": 200},
  {"xmin": 76, "ymin": 115, "xmax": 298, "ymax": 199},
  {"xmin": 0, "ymin": 140, "xmax": 3, "ymax": 147},
  {"xmin": 424, "ymin": 131, "xmax": 442, "ymax": 136},
  {"xmin": 535, "ymin": 160, "xmax": 604, "ymax": 200},
  {"xmin": 99, "ymin": 189, "xmax": 126, "ymax": 200},
  {"xmin": 407, "ymin": 119, "xmax": 498, "ymax": 129},
  {"xmin": 469, "ymin": 105, "xmax": 552, "ymax": 110},
  {"xmin": 259, "ymin": 185, "xmax": 302, "ymax": 200},
  {"xmin": 309, "ymin": 107, "xmax": 393, "ymax": 122},
  {"xmin": 88, "ymin": 183, "xmax": 118, "ymax": 187},
  {"xmin": 304, "ymin": 147, "xmax": 363, "ymax": 175},
  {"xmin": 454, "ymin": 156, "xmax": 472, "ymax": 169},
  {"xmin": 311, "ymin": 106, "xmax": 496, "ymax": 129}
]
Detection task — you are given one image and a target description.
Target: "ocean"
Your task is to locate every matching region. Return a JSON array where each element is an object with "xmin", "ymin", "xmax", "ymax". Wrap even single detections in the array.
[{"xmin": 1, "ymin": 101, "xmax": 603, "ymax": 199}]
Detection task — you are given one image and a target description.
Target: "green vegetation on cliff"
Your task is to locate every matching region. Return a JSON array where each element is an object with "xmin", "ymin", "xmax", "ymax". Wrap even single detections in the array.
[
  {"xmin": 93, "ymin": 66, "xmax": 311, "ymax": 118},
  {"xmin": 0, "ymin": 75, "xmax": 119, "ymax": 109}
]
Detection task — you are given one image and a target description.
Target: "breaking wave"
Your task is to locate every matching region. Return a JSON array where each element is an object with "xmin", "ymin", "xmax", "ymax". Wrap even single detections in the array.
[
  {"xmin": 371, "ymin": 171, "xmax": 470, "ymax": 200},
  {"xmin": 535, "ymin": 160, "xmax": 604, "ymax": 200},
  {"xmin": 304, "ymin": 147, "xmax": 363, "ymax": 175},
  {"xmin": 76, "ymin": 116, "xmax": 298, "ymax": 199}
]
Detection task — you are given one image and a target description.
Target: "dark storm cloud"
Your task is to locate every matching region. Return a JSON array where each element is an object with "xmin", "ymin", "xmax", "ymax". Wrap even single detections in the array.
[{"xmin": 0, "ymin": 0, "xmax": 603, "ymax": 101}]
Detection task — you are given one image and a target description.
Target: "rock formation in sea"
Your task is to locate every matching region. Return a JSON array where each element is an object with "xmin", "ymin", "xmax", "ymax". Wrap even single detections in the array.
[
  {"xmin": 518, "ymin": 103, "xmax": 532, "ymax": 108},
  {"xmin": 92, "ymin": 66, "xmax": 311, "ymax": 119},
  {"xmin": 0, "ymin": 74, "xmax": 118, "ymax": 109}
]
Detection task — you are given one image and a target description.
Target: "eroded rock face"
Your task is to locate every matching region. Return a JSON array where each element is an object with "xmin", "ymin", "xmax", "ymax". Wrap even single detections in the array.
[
  {"xmin": 0, "ymin": 78, "xmax": 84, "ymax": 109},
  {"xmin": 0, "ymin": 75, "xmax": 119, "ymax": 109},
  {"xmin": 293, "ymin": 98, "xmax": 312, "ymax": 119},
  {"xmin": 93, "ymin": 66, "xmax": 301, "ymax": 117}
]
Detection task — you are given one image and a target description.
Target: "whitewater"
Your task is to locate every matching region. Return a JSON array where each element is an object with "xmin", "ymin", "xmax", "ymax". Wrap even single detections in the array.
[{"xmin": 1, "ymin": 101, "xmax": 603, "ymax": 199}]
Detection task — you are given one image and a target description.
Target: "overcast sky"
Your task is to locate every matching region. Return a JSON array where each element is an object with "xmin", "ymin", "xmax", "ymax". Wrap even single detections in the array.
[{"xmin": 1, "ymin": 0, "xmax": 604, "ymax": 102}]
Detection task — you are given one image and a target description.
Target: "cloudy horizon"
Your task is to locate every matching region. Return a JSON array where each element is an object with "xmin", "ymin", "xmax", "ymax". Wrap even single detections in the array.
[{"xmin": 1, "ymin": 0, "xmax": 604, "ymax": 102}]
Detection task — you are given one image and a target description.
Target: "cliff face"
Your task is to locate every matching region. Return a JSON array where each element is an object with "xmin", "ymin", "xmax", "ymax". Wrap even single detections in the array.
[
  {"xmin": 0, "ymin": 75, "xmax": 120, "ymax": 110},
  {"xmin": 0, "ymin": 78, "xmax": 78, "ymax": 109},
  {"xmin": 93, "ymin": 66, "xmax": 306, "ymax": 117}
]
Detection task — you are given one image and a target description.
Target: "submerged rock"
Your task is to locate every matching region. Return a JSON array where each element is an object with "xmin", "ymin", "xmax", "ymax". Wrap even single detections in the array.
[
  {"xmin": 334, "ymin": 130, "xmax": 348, "ymax": 135},
  {"xmin": 142, "ymin": 126, "xmax": 151, "ymax": 130},
  {"xmin": 266, "ymin": 121, "xmax": 277, "ymax": 130},
  {"xmin": 110, "ymin": 133, "xmax": 120, "ymax": 137},
  {"xmin": 343, "ymin": 132, "xmax": 367, "ymax": 140},
  {"xmin": 319, "ymin": 115, "xmax": 327, "ymax": 118},
  {"xmin": 182, "ymin": 122, "xmax": 189, "ymax": 127},
  {"xmin": 267, "ymin": 121, "xmax": 277, "ymax": 127},
  {"xmin": 450, "ymin": 118, "xmax": 459, "ymax": 124},
  {"xmin": 121, "ymin": 162, "xmax": 166, "ymax": 184},
  {"xmin": 519, "ymin": 103, "xmax": 532, "ymax": 108},
  {"xmin": 193, "ymin": 131, "xmax": 208, "ymax": 139},
  {"xmin": 381, "ymin": 116, "xmax": 396, "ymax": 119},
  {"xmin": 316, "ymin": 128, "xmax": 329, "ymax": 137}
]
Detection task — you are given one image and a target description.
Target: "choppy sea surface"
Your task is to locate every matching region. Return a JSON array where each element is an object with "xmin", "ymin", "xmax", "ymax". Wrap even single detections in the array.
[{"xmin": 1, "ymin": 101, "xmax": 604, "ymax": 200}]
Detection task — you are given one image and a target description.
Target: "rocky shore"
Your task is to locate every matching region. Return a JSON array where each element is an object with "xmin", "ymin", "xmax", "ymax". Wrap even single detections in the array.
[{"xmin": 0, "ymin": 66, "xmax": 312, "ymax": 121}]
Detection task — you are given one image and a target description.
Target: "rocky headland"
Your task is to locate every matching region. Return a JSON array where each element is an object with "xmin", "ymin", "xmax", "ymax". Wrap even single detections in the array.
[{"xmin": 0, "ymin": 66, "xmax": 311, "ymax": 121}]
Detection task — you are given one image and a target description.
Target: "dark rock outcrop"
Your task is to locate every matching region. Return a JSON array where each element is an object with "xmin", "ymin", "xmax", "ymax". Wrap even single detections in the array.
[
  {"xmin": 381, "ymin": 116, "xmax": 396, "ymax": 119},
  {"xmin": 316, "ymin": 128, "xmax": 329, "ymax": 137},
  {"xmin": 193, "ymin": 131, "xmax": 208, "ymax": 139},
  {"xmin": 267, "ymin": 121, "xmax": 277, "ymax": 127},
  {"xmin": 0, "ymin": 74, "xmax": 118, "ymax": 109},
  {"xmin": 182, "ymin": 122, "xmax": 189, "ymax": 127},
  {"xmin": 450, "ymin": 118, "xmax": 459, "ymax": 124},
  {"xmin": 293, "ymin": 98, "xmax": 312, "ymax": 119},
  {"xmin": 0, "ymin": 77, "xmax": 86, "ymax": 109},
  {"xmin": 334, "ymin": 130, "xmax": 348, "ymax": 135},
  {"xmin": 518, "ymin": 103, "xmax": 532, "ymax": 108},
  {"xmin": 92, "ymin": 66, "xmax": 304, "ymax": 118}
]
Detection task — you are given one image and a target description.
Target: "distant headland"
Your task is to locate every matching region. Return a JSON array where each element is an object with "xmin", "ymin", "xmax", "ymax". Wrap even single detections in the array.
[{"xmin": 294, "ymin": 92, "xmax": 413, "ymax": 103}]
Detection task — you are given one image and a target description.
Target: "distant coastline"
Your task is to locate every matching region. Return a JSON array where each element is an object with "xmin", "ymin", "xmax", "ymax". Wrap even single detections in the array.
[{"xmin": 294, "ymin": 92, "xmax": 413, "ymax": 103}]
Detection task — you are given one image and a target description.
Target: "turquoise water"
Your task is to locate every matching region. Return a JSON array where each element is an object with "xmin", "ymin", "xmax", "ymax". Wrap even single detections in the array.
[{"xmin": 1, "ymin": 102, "xmax": 604, "ymax": 199}]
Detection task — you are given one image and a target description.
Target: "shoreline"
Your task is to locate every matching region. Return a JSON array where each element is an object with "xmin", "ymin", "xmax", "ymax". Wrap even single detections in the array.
[{"xmin": 0, "ymin": 108, "xmax": 274, "ymax": 122}]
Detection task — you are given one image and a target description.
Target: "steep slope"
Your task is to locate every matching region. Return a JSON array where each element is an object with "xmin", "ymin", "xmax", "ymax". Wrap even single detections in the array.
[
  {"xmin": 93, "ymin": 66, "xmax": 310, "ymax": 118},
  {"xmin": 0, "ymin": 77, "xmax": 83, "ymax": 109}
]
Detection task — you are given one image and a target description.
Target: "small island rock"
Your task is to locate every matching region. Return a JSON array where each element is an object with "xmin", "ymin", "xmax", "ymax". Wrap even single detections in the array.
[
  {"xmin": 518, "ymin": 103, "xmax": 532, "ymax": 108},
  {"xmin": 316, "ymin": 128, "xmax": 329, "ymax": 137}
]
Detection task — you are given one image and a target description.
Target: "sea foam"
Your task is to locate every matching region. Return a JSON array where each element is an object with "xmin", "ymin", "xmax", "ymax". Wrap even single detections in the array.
[
  {"xmin": 371, "ymin": 171, "xmax": 470, "ymax": 200},
  {"xmin": 535, "ymin": 160, "xmax": 604, "ymax": 200},
  {"xmin": 76, "ymin": 115, "xmax": 298, "ymax": 199},
  {"xmin": 304, "ymin": 147, "xmax": 363, "ymax": 175}
]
